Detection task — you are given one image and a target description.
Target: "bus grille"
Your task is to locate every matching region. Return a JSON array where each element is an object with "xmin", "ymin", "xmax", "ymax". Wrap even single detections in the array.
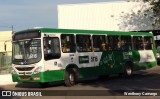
[{"xmin": 16, "ymin": 67, "xmax": 34, "ymax": 71}]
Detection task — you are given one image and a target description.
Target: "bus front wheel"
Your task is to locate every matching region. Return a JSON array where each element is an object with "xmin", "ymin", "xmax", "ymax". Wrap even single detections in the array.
[{"xmin": 64, "ymin": 68, "xmax": 76, "ymax": 87}]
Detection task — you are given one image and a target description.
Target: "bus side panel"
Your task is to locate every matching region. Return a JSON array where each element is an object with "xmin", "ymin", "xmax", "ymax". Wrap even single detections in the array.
[
  {"xmin": 98, "ymin": 51, "xmax": 124, "ymax": 75},
  {"xmin": 132, "ymin": 50, "xmax": 157, "ymax": 70},
  {"xmin": 78, "ymin": 67, "xmax": 99, "ymax": 78},
  {"xmin": 41, "ymin": 70, "xmax": 65, "ymax": 82},
  {"xmin": 77, "ymin": 51, "xmax": 124, "ymax": 78}
]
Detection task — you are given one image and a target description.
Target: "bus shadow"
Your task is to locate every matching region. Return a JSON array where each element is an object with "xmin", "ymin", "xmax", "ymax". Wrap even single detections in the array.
[
  {"xmin": 15, "ymin": 69, "xmax": 160, "ymax": 90},
  {"xmin": 79, "ymin": 70, "xmax": 160, "ymax": 90}
]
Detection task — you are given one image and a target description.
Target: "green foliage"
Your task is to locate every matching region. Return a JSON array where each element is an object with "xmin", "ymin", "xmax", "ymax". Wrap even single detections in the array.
[
  {"xmin": 143, "ymin": 0, "xmax": 160, "ymax": 13},
  {"xmin": 122, "ymin": 0, "xmax": 160, "ymax": 29}
]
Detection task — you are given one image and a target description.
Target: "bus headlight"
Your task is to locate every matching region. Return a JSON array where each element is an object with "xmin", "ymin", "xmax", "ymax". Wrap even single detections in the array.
[{"xmin": 33, "ymin": 67, "xmax": 42, "ymax": 74}]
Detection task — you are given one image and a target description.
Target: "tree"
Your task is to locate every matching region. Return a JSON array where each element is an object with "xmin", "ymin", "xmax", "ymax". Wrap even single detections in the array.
[
  {"xmin": 118, "ymin": 0, "xmax": 160, "ymax": 31},
  {"xmin": 143, "ymin": 0, "xmax": 160, "ymax": 28}
]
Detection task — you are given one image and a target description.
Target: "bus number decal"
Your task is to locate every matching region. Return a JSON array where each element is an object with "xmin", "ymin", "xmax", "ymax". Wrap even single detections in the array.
[{"xmin": 91, "ymin": 56, "xmax": 98, "ymax": 62}]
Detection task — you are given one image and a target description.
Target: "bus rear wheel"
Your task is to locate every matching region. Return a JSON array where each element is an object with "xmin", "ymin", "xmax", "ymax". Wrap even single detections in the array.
[
  {"xmin": 124, "ymin": 63, "xmax": 133, "ymax": 77},
  {"xmin": 64, "ymin": 68, "xmax": 76, "ymax": 87}
]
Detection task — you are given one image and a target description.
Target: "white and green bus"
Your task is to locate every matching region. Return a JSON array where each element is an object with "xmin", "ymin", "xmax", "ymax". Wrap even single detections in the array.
[{"xmin": 12, "ymin": 28, "xmax": 157, "ymax": 87}]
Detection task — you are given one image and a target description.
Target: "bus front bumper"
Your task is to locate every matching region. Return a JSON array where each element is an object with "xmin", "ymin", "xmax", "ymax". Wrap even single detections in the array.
[{"xmin": 12, "ymin": 73, "xmax": 43, "ymax": 83}]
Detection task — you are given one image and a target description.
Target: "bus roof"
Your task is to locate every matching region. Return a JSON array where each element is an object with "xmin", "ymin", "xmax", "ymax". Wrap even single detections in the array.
[{"xmin": 15, "ymin": 28, "xmax": 153, "ymax": 36}]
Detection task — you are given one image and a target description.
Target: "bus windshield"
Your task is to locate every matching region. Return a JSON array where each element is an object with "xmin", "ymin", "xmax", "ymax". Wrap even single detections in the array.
[{"xmin": 12, "ymin": 39, "xmax": 41, "ymax": 65}]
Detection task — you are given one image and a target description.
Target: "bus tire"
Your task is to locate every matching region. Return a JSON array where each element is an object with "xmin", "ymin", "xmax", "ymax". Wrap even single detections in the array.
[
  {"xmin": 124, "ymin": 63, "xmax": 133, "ymax": 77},
  {"xmin": 64, "ymin": 68, "xmax": 76, "ymax": 87},
  {"xmin": 39, "ymin": 82, "xmax": 49, "ymax": 88}
]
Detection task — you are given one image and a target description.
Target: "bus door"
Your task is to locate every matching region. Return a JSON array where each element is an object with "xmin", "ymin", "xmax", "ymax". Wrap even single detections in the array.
[{"xmin": 43, "ymin": 36, "xmax": 61, "ymax": 71}]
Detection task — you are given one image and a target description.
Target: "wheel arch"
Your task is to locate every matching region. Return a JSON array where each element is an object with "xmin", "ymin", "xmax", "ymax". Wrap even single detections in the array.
[
  {"xmin": 123, "ymin": 61, "xmax": 134, "ymax": 76},
  {"xmin": 65, "ymin": 64, "xmax": 79, "ymax": 77},
  {"xmin": 124, "ymin": 61, "xmax": 133, "ymax": 67}
]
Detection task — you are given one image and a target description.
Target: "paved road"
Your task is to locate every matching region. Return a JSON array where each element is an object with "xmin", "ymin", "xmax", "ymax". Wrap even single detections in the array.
[{"xmin": 1, "ymin": 66, "xmax": 160, "ymax": 99}]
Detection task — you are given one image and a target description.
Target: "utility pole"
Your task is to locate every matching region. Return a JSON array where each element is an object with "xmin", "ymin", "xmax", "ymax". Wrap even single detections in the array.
[{"xmin": 12, "ymin": 25, "xmax": 13, "ymax": 34}]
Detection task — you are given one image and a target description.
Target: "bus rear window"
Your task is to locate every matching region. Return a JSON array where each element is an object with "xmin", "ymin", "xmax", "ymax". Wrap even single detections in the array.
[{"xmin": 144, "ymin": 36, "xmax": 153, "ymax": 50}]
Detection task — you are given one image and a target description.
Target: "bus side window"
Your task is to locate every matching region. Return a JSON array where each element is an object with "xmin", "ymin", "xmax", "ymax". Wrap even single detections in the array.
[
  {"xmin": 76, "ymin": 35, "xmax": 92, "ymax": 52},
  {"xmin": 43, "ymin": 37, "xmax": 61, "ymax": 60},
  {"xmin": 121, "ymin": 36, "xmax": 132, "ymax": 50},
  {"xmin": 133, "ymin": 36, "xmax": 144, "ymax": 50},
  {"xmin": 61, "ymin": 34, "xmax": 76, "ymax": 53},
  {"xmin": 92, "ymin": 35, "xmax": 107, "ymax": 52},
  {"xmin": 144, "ymin": 36, "xmax": 153, "ymax": 50},
  {"xmin": 110, "ymin": 36, "xmax": 120, "ymax": 50}
]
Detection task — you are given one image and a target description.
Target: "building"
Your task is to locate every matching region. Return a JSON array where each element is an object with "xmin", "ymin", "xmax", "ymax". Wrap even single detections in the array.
[
  {"xmin": 58, "ymin": 1, "xmax": 155, "ymax": 31},
  {"xmin": 0, "ymin": 31, "xmax": 12, "ymax": 73},
  {"xmin": 0, "ymin": 31, "xmax": 12, "ymax": 52}
]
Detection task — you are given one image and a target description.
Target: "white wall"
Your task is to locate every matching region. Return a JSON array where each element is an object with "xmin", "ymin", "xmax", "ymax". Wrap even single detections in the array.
[{"xmin": 58, "ymin": 1, "xmax": 155, "ymax": 31}]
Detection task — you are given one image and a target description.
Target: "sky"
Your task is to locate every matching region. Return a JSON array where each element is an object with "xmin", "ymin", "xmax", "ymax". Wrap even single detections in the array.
[{"xmin": 0, "ymin": 0, "xmax": 126, "ymax": 31}]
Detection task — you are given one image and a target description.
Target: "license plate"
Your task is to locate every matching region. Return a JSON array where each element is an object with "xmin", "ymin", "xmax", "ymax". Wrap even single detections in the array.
[{"xmin": 19, "ymin": 76, "xmax": 30, "ymax": 80}]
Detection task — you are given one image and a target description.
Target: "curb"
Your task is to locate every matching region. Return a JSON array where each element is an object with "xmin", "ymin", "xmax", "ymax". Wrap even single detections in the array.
[{"xmin": 0, "ymin": 74, "xmax": 17, "ymax": 86}]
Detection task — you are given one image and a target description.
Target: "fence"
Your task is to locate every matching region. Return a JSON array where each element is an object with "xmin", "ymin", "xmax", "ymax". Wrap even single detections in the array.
[{"xmin": 0, "ymin": 52, "xmax": 12, "ymax": 74}]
